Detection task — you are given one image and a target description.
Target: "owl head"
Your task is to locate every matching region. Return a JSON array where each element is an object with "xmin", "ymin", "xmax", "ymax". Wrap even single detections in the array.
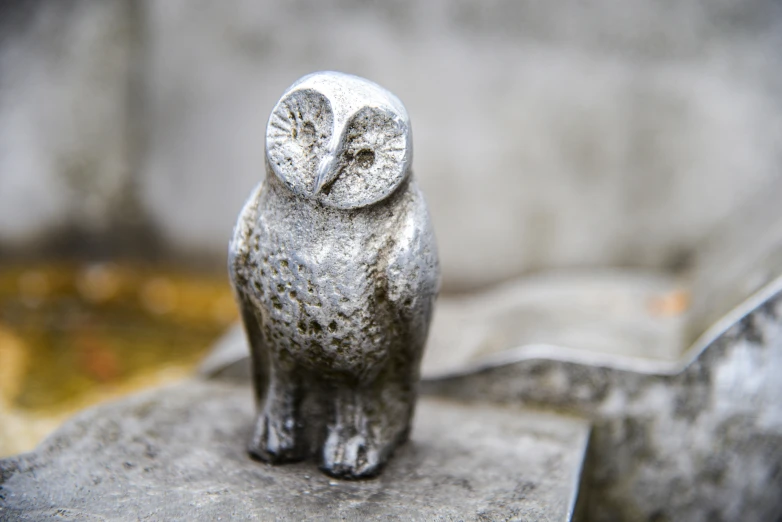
[{"xmin": 265, "ymin": 71, "xmax": 412, "ymax": 210}]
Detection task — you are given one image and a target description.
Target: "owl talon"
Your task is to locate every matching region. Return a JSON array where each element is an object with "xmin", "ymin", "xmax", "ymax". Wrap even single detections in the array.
[
  {"xmin": 248, "ymin": 412, "xmax": 304, "ymax": 464},
  {"xmin": 320, "ymin": 430, "xmax": 385, "ymax": 479}
]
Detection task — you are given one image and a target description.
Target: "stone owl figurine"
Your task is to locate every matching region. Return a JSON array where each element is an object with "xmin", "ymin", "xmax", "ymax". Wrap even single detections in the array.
[{"xmin": 228, "ymin": 71, "xmax": 439, "ymax": 479}]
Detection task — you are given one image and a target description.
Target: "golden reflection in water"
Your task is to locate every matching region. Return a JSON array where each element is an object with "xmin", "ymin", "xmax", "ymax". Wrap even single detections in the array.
[{"xmin": 0, "ymin": 263, "xmax": 238, "ymax": 457}]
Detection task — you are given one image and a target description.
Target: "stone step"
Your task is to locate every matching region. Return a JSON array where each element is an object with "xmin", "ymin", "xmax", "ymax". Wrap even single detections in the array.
[{"xmin": 0, "ymin": 379, "xmax": 589, "ymax": 521}]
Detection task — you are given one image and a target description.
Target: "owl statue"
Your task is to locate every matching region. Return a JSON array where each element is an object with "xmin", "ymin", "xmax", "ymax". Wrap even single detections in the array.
[{"xmin": 228, "ymin": 71, "xmax": 440, "ymax": 479}]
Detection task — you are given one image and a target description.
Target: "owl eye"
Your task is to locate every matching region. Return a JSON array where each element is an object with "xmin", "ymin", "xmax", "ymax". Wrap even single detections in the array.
[
  {"xmin": 318, "ymin": 107, "xmax": 410, "ymax": 209},
  {"xmin": 266, "ymin": 89, "xmax": 333, "ymax": 196},
  {"xmin": 355, "ymin": 149, "xmax": 375, "ymax": 169}
]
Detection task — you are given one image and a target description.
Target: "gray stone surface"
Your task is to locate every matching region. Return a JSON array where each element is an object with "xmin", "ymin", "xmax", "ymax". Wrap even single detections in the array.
[
  {"xmin": 0, "ymin": 380, "xmax": 590, "ymax": 521},
  {"xmin": 424, "ymin": 290, "xmax": 782, "ymax": 522}
]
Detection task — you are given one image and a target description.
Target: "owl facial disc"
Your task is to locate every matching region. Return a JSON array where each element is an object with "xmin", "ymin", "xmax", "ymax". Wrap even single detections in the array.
[{"xmin": 265, "ymin": 71, "xmax": 412, "ymax": 209}]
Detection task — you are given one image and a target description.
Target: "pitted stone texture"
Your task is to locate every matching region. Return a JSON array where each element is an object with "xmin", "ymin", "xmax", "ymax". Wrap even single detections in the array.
[{"xmin": 0, "ymin": 380, "xmax": 588, "ymax": 521}]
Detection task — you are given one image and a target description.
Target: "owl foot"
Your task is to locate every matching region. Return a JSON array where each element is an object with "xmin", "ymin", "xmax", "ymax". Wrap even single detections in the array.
[
  {"xmin": 247, "ymin": 411, "xmax": 304, "ymax": 464},
  {"xmin": 320, "ymin": 428, "xmax": 387, "ymax": 479}
]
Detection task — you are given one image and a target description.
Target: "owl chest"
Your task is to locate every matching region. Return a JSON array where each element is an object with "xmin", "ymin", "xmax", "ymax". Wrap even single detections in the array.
[
  {"xmin": 251, "ymin": 222, "xmax": 375, "ymax": 304},
  {"xmin": 246, "ymin": 218, "xmax": 393, "ymax": 371}
]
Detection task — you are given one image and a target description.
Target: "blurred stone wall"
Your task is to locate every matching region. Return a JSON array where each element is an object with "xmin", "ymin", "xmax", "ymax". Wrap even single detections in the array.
[
  {"xmin": 1, "ymin": 0, "xmax": 781, "ymax": 290},
  {"xmin": 0, "ymin": 0, "xmax": 138, "ymax": 250}
]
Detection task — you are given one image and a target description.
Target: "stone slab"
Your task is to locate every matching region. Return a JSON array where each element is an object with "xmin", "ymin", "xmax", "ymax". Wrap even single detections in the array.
[{"xmin": 0, "ymin": 380, "xmax": 589, "ymax": 521}]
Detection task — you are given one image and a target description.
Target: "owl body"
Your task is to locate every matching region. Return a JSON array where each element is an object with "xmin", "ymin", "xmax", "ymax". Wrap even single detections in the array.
[
  {"xmin": 232, "ymin": 174, "xmax": 436, "ymax": 382},
  {"xmin": 229, "ymin": 72, "xmax": 439, "ymax": 478}
]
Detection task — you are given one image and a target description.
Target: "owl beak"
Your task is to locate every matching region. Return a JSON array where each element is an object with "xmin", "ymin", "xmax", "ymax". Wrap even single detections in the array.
[{"xmin": 314, "ymin": 155, "xmax": 336, "ymax": 195}]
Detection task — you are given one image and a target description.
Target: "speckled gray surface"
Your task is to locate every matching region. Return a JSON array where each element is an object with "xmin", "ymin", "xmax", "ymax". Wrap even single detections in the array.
[
  {"xmin": 0, "ymin": 380, "xmax": 589, "ymax": 521},
  {"xmin": 424, "ymin": 292, "xmax": 782, "ymax": 522}
]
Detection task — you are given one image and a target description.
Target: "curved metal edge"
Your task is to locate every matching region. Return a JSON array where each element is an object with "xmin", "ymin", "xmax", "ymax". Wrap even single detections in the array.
[
  {"xmin": 422, "ymin": 275, "xmax": 782, "ymax": 382},
  {"xmin": 677, "ymin": 274, "xmax": 782, "ymax": 369},
  {"xmin": 566, "ymin": 426, "xmax": 592, "ymax": 522}
]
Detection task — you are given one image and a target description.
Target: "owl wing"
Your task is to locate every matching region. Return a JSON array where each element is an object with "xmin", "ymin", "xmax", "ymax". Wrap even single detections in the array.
[
  {"xmin": 228, "ymin": 182, "xmax": 270, "ymax": 397},
  {"xmin": 228, "ymin": 182, "xmax": 265, "ymax": 276},
  {"xmin": 385, "ymin": 182, "xmax": 441, "ymax": 356}
]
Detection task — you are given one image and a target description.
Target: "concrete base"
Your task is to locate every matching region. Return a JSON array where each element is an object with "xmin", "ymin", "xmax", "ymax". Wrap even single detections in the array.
[{"xmin": 0, "ymin": 380, "xmax": 589, "ymax": 521}]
